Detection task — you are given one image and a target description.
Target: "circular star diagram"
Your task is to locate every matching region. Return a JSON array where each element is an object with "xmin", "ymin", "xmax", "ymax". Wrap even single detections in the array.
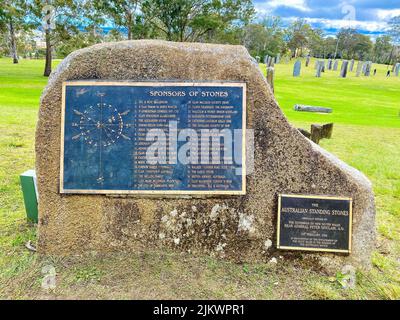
[
  {"xmin": 71, "ymin": 103, "xmax": 131, "ymax": 147},
  {"xmin": 71, "ymin": 101, "xmax": 132, "ymax": 185}
]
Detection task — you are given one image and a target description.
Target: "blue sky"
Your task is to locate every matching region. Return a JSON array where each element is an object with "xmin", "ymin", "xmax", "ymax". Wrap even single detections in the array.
[{"xmin": 253, "ymin": 0, "xmax": 400, "ymax": 37}]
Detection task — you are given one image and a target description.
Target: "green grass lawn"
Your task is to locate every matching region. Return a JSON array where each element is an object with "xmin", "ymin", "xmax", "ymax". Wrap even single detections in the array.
[{"xmin": 0, "ymin": 56, "xmax": 399, "ymax": 299}]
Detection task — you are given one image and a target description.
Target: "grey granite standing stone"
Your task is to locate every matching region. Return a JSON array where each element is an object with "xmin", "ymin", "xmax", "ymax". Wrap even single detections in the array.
[
  {"xmin": 328, "ymin": 59, "xmax": 333, "ymax": 70},
  {"xmin": 293, "ymin": 60, "xmax": 301, "ymax": 77},
  {"xmin": 36, "ymin": 40, "xmax": 375, "ymax": 271},
  {"xmin": 315, "ymin": 61, "xmax": 323, "ymax": 77},
  {"xmin": 362, "ymin": 62, "xmax": 367, "ymax": 75},
  {"xmin": 306, "ymin": 56, "xmax": 310, "ymax": 67},
  {"xmin": 266, "ymin": 66, "xmax": 274, "ymax": 93},
  {"xmin": 340, "ymin": 60, "xmax": 349, "ymax": 78},
  {"xmin": 356, "ymin": 61, "xmax": 363, "ymax": 77},
  {"xmin": 333, "ymin": 60, "xmax": 339, "ymax": 71},
  {"xmin": 349, "ymin": 59, "xmax": 355, "ymax": 72},
  {"xmin": 364, "ymin": 61, "xmax": 372, "ymax": 76},
  {"xmin": 268, "ymin": 57, "xmax": 275, "ymax": 67},
  {"xmin": 394, "ymin": 63, "xmax": 400, "ymax": 76}
]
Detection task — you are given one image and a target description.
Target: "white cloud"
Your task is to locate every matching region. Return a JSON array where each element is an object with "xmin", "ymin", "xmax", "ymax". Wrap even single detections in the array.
[
  {"xmin": 376, "ymin": 9, "xmax": 400, "ymax": 21},
  {"xmin": 300, "ymin": 17, "xmax": 389, "ymax": 32},
  {"xmin": 256, "ymin": 0, "xmax": 311, "ymax": 14}
]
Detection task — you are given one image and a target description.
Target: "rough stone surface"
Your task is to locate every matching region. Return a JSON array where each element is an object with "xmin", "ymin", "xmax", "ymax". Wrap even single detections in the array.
[{"xmin": 36, "ymin": 40, "xmax": 376, "ymax": 271}]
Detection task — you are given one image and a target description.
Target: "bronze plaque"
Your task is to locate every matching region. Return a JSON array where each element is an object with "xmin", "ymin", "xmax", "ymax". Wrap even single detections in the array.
[{"xmin": 277, "ymin": 194, "xmax": 352, "ymax": 253}]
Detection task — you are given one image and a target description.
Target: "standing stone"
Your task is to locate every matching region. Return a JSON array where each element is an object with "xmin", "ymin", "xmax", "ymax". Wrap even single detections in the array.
[
  {"xmin": 340, "ymin": 60, "xmax": 349, "ymax": 78},
  {"xmin": 349, "ymin": 59, "xmax": 355, "ymax": 72},
  {"xmin": 394, "ymin": 63, "xmax": 400, "ymax": 76},
  {"xmin": 364, "ymin": 61, "xmax": 372, "ymax": 76},
  {"xmin": 315, "ymin": 61, "xmax": 323, "ymax": 77},
  {"xmin": 276, "ymin": 54, "xmax": 280, "ymax": 64},
  {"xmin": 266, "ymin": 66, "xmax": 274, "ymax": 93},
  {"xmin": 293, "ymin": 60, "xmax": 301, "ymax": 77},
  {"xmin": 36, "ymin": 40, "xmax": 375, "ymax": 271},
  {"xmin": 328, "ymin": 59, "xmax": 333, "ymax": 70},
  {"xmin": 306, "ymin": 56, "xmax": 310, "ymax": 67},
  {"xmin": 333, "ymin": 60, "xmax": 339, "ymax": 71},
  {"xmin": 356, "ymin": 61, "xmax": 363, "ymax": 77},
  {"xmin": 268, "ymin": 57, "xmax": 275, "ymax": 68},
  {"xmin": 362, "ymin": 62, "xmax": 367, "ymax": 75},
  {"xmin": 264, "ymin": 55, "xmax": 269, "ymax": 64}
]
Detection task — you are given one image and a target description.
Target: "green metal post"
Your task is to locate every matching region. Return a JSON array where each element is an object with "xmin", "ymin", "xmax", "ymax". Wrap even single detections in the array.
[{"xmin": 20, "ymin": 170, "xmax": 38, "ymax": 223}]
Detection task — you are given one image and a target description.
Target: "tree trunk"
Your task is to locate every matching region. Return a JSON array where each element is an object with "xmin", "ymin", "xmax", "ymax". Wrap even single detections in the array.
[
  {"xmin": 127, "ymin": 12, "xmax": 133, "ymax": 40},
  {"xmin": 44, "ymin": 29, "xmax": 52, "ymax": 77},
  {"xmin": 9, "ymin": 19, "xmax": 18, "ymax": 64}
]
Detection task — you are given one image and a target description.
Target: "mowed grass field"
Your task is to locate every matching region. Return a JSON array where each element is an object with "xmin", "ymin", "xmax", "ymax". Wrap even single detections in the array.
[{"xmin": 0, "ymin": 56, "xmax": 399, "ymax": 299}]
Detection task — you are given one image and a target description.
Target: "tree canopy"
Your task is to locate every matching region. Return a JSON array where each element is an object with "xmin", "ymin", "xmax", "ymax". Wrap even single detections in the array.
[{"xmin": 0, "ymin": 0, "xmax": 399, "ymax": 73}]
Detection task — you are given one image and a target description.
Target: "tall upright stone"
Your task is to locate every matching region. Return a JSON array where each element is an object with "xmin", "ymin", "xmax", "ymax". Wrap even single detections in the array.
[
  {"xmin": 364, "ymin": 61, "xmax": 372, "ymax": 76},
  {"xmin": 36, "ymin": 40, "xmax": 375, "ymax": 271},
  {"xmin": 349, "ymin": 59, "xmax": 355, "ymax": 72},
  {"xmin": 268, "ymin": 57, "xmax": 275, "ymax": 67},
  {"xmin": 266, "ymin": 66, "xmax": 275, "ymax": 93},
  {"xmin": 328, "ymin": 59, "xmax": 333, "ymax": 70},
  {"xmin": 293, "ymin": 60, "xmax": 301, "ymax": 77},
  {"xmin": 340, "ymin": 60, "xmax": 349, "ymax": 78},
  {"xmin": 306, "ymin": 56, "xmax": 310, "ymax": 67},
  {"xmin": 315, "ymin": 61, "xmax": 323, "ymax": 77},
  {"xmin": 394, "ymin": 63, "xmax": 400, "ymax": 77},
  {"xmin": 333, "ymin": 60, "xmax": 339, "ymax": 71},
  {"xmin": 356, "ymin": 61, "xmax": 363, "ymax": 77}
]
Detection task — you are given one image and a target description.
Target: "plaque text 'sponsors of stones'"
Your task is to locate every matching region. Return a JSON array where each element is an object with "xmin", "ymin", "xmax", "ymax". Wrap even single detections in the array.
[{"xmin": 61, "ymin": 81, "xmax": 246, "ymax": 195}]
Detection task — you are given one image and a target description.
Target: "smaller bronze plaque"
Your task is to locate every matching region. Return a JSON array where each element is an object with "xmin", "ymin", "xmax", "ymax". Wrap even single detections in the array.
[{"xmin": 277, "ymin": 194, "xmax": 352, "ymax": 253}]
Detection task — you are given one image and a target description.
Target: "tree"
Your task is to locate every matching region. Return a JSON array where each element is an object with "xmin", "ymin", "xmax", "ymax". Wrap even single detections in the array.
[
  {"xmin": 373, "ymin": 35, "xmax": 392, "ymax": 64},
  {"xmin": 92, "ymin": 1, "xmax": 151, "ymax": 40},
  {"xmin": 321, "ymin": 37, "xmax": 338, "ymax": 58},
  {"xmin": 285, "ymin": 19, "xmax": 312, "ymax": 57},
  {"xmin": 27, "ymin": 0, "xmax": 82, "ymax": 76},
  {"xmin": 336, "ymin": 28, "xmax": 357, "ymax": 58},
  {"xmin": 388, "ymin": 16, "xmax": 400, "ymax": 45},
  {"xmin": 242, "ymin": 24, "xmax": 268, "ymax": 58},
  {"xmin": 141, "ymin": 0, "xmax": 254, "ymax": 42},
  {"xmin": 388, "ymin": 16, "xmax": 400, "ymax": 65},
  {"xmin": 335, "ymin": 28, "xmax": 372, "ymax": 60},
  {"xmin": 260, "ymin": 16, "xmax": 285, "ymax": 57},
  {"xmin": 0, "ymin": 0, "xmax": 30, "ymax": 63},
  {"xmin": 352, "ymin": 33, "xmax": 372, "ymax": 60},
  {"xmin": 307, "ymin": 27, "xmax": 325, "ymax": 57}
]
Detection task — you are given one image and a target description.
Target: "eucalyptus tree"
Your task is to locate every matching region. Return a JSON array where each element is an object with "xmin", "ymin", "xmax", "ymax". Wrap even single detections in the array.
[
  {"xmin": 141, "ymin": 0, "xmax": 255, "ymax": 42},
  {"xmin": 0, "ymin": 0, "xmax": 30, "ymax": 63},
  {"xmin": 92, "ymin": 0, "xmax": 151, "ymax": 40},
  {"xmin": 27, "ymin": 0, "xmax": 83, "ymax": 76},
  {"xmin": 388, "ymin": 16, "xmax": 400, "ymax": 66}
]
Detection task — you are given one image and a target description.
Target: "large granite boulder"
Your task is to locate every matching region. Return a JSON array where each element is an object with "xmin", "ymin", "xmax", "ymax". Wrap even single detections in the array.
[{"xmin": 36, "ymin": 40, "xmax": 375, "ymax": 270}]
